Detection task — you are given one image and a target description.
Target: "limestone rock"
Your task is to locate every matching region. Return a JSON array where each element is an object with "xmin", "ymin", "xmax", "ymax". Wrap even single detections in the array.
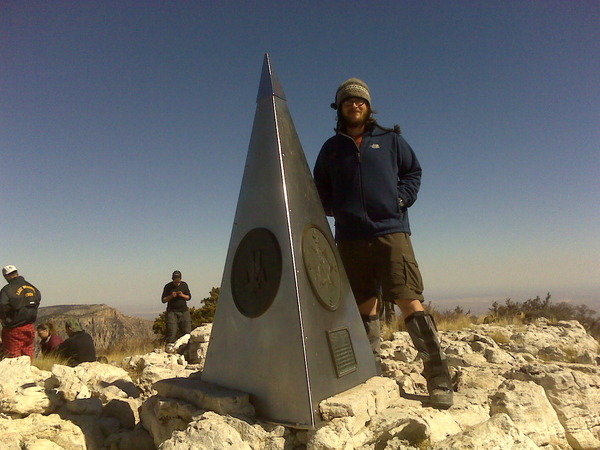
[
  {"xmin": 508, "ymin": 320, "xmax": 599, "ymax": 365},
  {"xmin": 429, "ymin": 413, "xmax": 539, "ymax": 449},
  {"xmin": 172, "ymin": 333, "xmax": 191, "ymax": 353},
  {"xmin": 57, "ymin": 410, "xmax": 110, "ymax": 448},
  {"xmin": 49, "ymin": 361, "xmax": 138, "ymax": 402},
  {"xmin": 162, "ymin": 411, "xmax": 288, "ymax": 450},
  {"xmin": 4, "ymin": 317, "xmax": 598, "ymax": 450},
  {"xmin": 153, "ymin": 377, "xmax": 255, "ymax": 417},
  {"xmin": 490, "ymin": 379, "xmax": 569, "ymax": 448},
  {"xmin": 23, "ymin": 439, "xmax": 65, "ymax": 450},
  {"xmin": 185, "ymin": 323, "xmax": 212, "ymax": 366},
  {"xmin": 102, "ymin": 398, "xmax": 142, "ymax": 430},
  {"xmin": 104, "ymin": 425, "xmax": 155, "ymax": 450},
  {"xmin": 0, "ymin": 413, "xmax": 87, "ymax": 449},
  {"xmin": 124, "ymin": 351, "xmax": 193, "ymax": 392},
  {"xmin": 319, "ymin": 376, "xmax": 399, "ymax": 421},
  {"xmin": 505, "ymin": 363, "xmax": 600, "ymax": 449},
  {"xmin": 63, "ymin": 397, "xmax": 103, "ymax": 416},
  {"xmin": 159, "ymin": 411, "xmax": 253, "ymax": 450},
  {"xmin": 140, "ymin": 395, "xmax": 203, "ymax": 447},
  {"xmin": 0, "ymin": 356, "xmax": 55, "ymax": 416}
]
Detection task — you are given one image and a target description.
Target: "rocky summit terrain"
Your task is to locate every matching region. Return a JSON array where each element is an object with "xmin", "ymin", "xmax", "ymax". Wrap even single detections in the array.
[
  {"xmin": 0, "ymin": 318, "xmax": 598, "ymax": 449},
  {"xmin": 35, "ymin": 304, "xmax": 155, "ymax": 350}
]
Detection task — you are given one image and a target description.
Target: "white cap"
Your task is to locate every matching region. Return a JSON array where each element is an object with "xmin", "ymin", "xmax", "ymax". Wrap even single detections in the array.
[{"xmin": 2, "ymin": 265, "xmax": 18, "ymax": 276}]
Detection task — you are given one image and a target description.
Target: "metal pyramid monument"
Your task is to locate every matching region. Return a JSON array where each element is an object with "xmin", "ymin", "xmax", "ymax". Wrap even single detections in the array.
[{"xmin": 202, "ymin": 54, "xmax": 377, "ymax": 428}]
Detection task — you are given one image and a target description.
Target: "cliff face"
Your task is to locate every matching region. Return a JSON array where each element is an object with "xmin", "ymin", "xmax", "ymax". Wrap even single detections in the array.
[{"xmin": 35, "ymin": 304, "xmax": 155, "ymax": 351}]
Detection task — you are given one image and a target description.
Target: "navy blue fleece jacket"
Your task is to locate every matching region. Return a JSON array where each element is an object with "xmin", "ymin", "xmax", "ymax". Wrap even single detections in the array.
[{"xmin": 313, "ymin": 125, "xmax": 422, "ymax": 240}]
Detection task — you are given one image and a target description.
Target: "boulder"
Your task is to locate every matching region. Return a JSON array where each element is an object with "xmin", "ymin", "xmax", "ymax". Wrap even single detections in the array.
[
  {"xmin": 23, "ymin": 439, "xmax": 65, "ymax": 450},
  {"xmin": 185, "ymin": 323, "xmax": 212, "ymax": 366},
  {"xmin": 48, "ymin": 362, "xmax": 137, "ymax": 402},
  {"xmin": 506, "ymin": 363, "xmax": 600, "ymax": 449},
  {"xmin": 153, "ymin": 377, "xmax": 255, "ymax": 417},
  {"xmin": 159, "ymin": 411, "xmax": 253, "ymax": 450},
  {"xmin": 104, "ymin": 425, "xmax": 155, "ymax": 450},
  {"xmin": 0, "ymin": 413, "xmax": 87, "ymax": 449},
  {"xmin": 102, "ymin": 398, "xmax": 142, "ymax": 430},
  {"xmin": 124, "ymin": 351, "xmax": 193, "ymax": 392},
  {"xmin": 140, "ymin": 395, "xmax": 203, "ymax": 447},
  {"xmin": 319, "ymin": 376, "xmax": 399, "ymax": 421},
  {"xmin": 490, "ymin": 379, "xmax": 569, "ymax": 448},
  {"xmin": 63, "ymin": 397, "xmax": 103, "ymax": 416},
  {"xmin": 0, "ymin": 356, "xmax": 56, "ymax": 416},
  {"xmin": 160, "ymin": 411, "xmax": 287, "ymax": 450},
  {"xmin": 429, "ymin": 413, "xmax": 539, "ymax": 449}
]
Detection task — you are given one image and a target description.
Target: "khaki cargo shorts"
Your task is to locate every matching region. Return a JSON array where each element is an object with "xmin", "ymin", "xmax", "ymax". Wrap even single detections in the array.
[{"xmin": 337, "ymin": 232, "xmax": 425, "ymax": 304}]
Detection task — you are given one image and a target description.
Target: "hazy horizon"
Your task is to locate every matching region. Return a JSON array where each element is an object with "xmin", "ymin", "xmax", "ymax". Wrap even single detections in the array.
[{"xmin": 3, "ymin": 2, "xmax": 598, "ymax": 320}]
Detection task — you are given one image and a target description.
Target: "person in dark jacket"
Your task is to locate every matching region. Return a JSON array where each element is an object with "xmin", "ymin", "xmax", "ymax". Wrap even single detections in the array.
[
  {"xmin": 36, "ymin": 322, "xmax": 64, "ymax": 355},
  {"xmin": 161, "ymin": 270, "xmax": 192, "ymax": 352},
  {"xmin": 0, "ymin": 265, "xmax": 41, "ymax": 359},
  {"xmin": 57, "ymin": 319, "xmax": 96, "ymax": 366},
  {"xmin": 313, "ymin": 79, "xmax": 453, "ymax": 409}
]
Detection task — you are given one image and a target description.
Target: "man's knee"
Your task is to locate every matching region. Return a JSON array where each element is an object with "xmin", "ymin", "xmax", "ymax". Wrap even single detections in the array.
[
  {"xmin": 395, "ymin": 298, "xmax": 425, "ymax": 316},
  {"xmin": 357, "ymin": 297, "xmax": 378, "ymax": 316}
]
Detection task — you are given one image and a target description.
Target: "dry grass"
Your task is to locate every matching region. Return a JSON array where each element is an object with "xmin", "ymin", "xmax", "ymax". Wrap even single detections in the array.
[
  {"xmin": 381, "ymin": 312, "xmax": 476, "ymax": 339},
  {"xmin": 381, "ymin": 317, "xmax": 403, "ymax": 340},
  {"xmin": 478, "ymin": 315, "xmax": 527, "ymax": 327},
  {"xmin": 436, "ymin": 315, "xmax": 475, "ymax": 332},
  {"xmin": 31, "ymin": 338, "xmax": 158, "ymax": 372},
  {"xmin": 488, "ymin": 330, "xmax": 511, "ymax": 345},
  {"xmin": 97, "ymin": 339, "xmax": 158, "ymax": 366},
  {"xmin": 32, "ymin": 353, "xmax": 70, "ymax": 371}
]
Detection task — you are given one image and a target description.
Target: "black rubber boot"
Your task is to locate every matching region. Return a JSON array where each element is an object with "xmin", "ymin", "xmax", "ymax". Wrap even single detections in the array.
[
  {"xmin": 405, "ymin": 311, "xmax": 453, "ymax": 409},
  {"xmin": 362, "ymin": 314, "xmax": 382, "ymax": 375}
]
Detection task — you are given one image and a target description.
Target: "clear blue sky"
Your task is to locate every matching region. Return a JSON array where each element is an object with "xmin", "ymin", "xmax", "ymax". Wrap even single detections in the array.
[{"xmin": 2, "ymin": 1, "xmax": 599, "ymax": 319}]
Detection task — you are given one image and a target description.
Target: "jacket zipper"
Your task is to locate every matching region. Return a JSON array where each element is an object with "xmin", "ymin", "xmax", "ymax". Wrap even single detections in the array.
[{"xmin": 339, "ymin": 132, "xmax": 368, "ymax": 225}]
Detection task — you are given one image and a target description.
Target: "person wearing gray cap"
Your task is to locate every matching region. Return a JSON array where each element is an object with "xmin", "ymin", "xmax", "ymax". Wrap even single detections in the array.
[
  {"xmin": 313, "ymin": 79, "xmax": 453, "ymax": 409},
  {"xmin": 57, "ymin": 319, "xmax": 97, "ymax": 366},
  {"xmin": 161, "ymin": 270, "xmax": 192, "ymax": 352},
  {"xmin": 0, "ymin": 265, "xmax": 42, "ymax": 359}
]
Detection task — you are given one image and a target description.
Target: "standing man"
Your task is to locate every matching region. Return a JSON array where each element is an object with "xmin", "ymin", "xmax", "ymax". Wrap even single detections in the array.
[
  {"xmin": 313, "ymin": 79, "xmax": 453, "ymax": 408},
  {"xmin": 0, "ymin": 265, "xmax": 41, "ymax": 360},
  {"xmin": 161, "ymin": 270, "xmax": 192, "ymax": 352}
]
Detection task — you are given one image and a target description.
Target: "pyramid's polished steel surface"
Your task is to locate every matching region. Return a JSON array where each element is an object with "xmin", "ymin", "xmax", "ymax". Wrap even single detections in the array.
[{"xmin": 202, "ymin": 54, "xmax": 376, "ymax": 428}]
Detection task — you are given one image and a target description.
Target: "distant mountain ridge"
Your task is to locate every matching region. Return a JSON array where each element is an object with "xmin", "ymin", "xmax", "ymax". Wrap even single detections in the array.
[{"xmin": 35, "ymin": 304, "xmax": 155, "ymax": 351}]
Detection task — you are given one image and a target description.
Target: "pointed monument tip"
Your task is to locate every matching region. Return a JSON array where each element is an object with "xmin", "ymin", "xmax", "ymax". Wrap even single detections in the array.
[{"xmin": 257, "ymin": 53, "xmax": 286, "ymax": 103}]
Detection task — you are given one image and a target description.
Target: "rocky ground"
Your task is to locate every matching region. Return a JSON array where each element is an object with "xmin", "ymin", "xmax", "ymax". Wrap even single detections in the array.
[{"xmin": 1, "ymin": 318, "xmax": 598, "ymax": 449}]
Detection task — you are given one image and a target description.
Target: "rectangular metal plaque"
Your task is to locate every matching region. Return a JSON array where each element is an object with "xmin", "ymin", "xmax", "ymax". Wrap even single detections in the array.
[{"xmin": 327, "ymin": 327, "xmax": 357, "ymax": 378}]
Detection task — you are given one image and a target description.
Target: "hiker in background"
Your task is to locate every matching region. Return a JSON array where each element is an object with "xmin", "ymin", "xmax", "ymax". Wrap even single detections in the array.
[
  {"xmin": 36, "ymin": 322, "xmax": 64, "ymax": 355},
  {"xmin": 57, "ymin": 319, "xmax": 96, "ymax": 366},
  {"xmin": 0, "ymin": 265, "xmax": 42, "ymax": 360},
  {"xmin": 161, "ymin": 270, "xmax": 192, "ymax": 353}
]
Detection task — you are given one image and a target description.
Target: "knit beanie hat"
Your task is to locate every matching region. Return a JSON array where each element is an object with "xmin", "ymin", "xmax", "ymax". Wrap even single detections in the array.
[{"xmin": 331, "ymin": 78, "xmax": 371, "ymax": 110}]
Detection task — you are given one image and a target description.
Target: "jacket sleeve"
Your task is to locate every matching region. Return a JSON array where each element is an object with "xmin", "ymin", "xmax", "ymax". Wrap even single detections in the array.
[
  {"xmin": 313, "ymin": 143, "xmax": 334, "ymax": 216},
  {"xmin": 0, "ymin": 288, "xmax": 8, "ymax": 318},
  {"xmin": 396, "ymin": 135, "xmax": 422, "ymax": 208}
]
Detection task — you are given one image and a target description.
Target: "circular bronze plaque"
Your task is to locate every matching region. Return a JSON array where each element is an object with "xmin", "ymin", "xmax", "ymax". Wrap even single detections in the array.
[
  {"xmin": 231, "ymin": 228, "xmax": 282, "ymax": 318},
  {"xmin": 302, "ymin": 225, "xmax": 341, "ymax": 310}
]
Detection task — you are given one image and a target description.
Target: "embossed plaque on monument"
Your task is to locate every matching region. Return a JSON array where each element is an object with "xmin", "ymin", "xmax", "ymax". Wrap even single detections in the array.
[{"xmin": 202, "ymin": 54, "xmax": 377, "ymax": 428}]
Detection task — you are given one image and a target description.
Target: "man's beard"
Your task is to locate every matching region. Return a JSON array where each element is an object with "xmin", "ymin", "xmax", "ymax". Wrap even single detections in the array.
[{"xmin": 342, "ymin": 109, "xmax": 369, "ymax": 128}]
